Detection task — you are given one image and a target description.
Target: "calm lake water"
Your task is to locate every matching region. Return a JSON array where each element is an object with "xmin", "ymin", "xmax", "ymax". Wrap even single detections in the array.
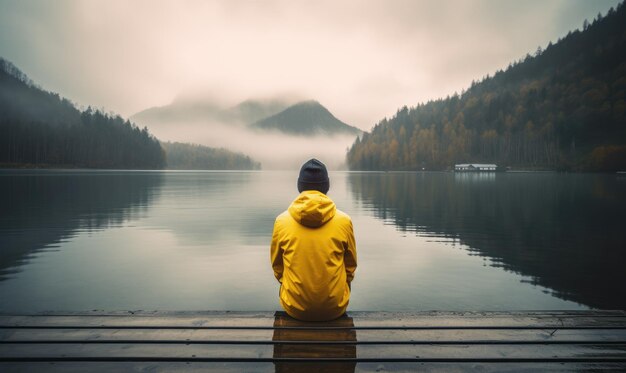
[{"xmin": 0, "ymin": 170, "xmax": 625, "ymax": 313}]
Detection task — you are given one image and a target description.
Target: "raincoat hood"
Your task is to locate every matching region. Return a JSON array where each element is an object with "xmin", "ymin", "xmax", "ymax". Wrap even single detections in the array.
[{"xmin": 288, "ymin": 190, "xmax": 336, "ymax": 228}]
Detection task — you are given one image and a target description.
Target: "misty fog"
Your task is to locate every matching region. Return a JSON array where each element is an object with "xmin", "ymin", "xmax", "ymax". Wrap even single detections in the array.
[
  {"xmin": 2, "ymin": 1, "xmax": 617, "ymax": 130},
  {"xmin": 134, "ymin": 112, "xmax": 358, "ymax": 170}
]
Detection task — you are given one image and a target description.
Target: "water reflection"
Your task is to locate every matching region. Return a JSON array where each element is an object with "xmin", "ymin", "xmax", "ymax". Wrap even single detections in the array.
[
  {"xmin": 0, "ymin": 171, "xmax": 304, "ymax": 312},
  {"xmin": 348, "ymin": 172, "xmax": 626, "ymax": 309},
  {"xmin": 1, "ymin": 170, "xmax": 622, "ymax": 312},
  {"xmin": 143, "ymin": 171, "xmax": 279, "ymax": 247},
  {"xmin": 454, "ymin": 172, "xmax": 496, "ymax": 182},
  {"xmin": 272, "ymin": 312, "xmax": 356, "ymax": 373},
  {"xmin": 0, "ymin": 170, "xmax": 163, "ymax": 280}
]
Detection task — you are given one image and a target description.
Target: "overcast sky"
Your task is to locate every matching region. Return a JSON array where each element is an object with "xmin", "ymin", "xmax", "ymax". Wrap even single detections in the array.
[{"xmin": 0, "ymin": 0, "xmax": 621, "ymax": 130}]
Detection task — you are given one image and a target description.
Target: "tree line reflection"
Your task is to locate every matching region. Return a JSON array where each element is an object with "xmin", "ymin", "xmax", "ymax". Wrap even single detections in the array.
[
  {"xmin": 0, "ymin": 171, "xmax": 163, "ymax": 280},
  {"xmin": 348, "ymin": 172, "xmax": 626, "ymax": 310}
]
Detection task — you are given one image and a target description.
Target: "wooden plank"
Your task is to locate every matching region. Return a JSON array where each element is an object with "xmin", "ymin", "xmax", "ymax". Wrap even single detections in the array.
[
  {"xmin": 0, "ymin": 315, "xmax": 275, "ymax": 328},
  {"xmin": 0, "ymin": 362, "xmax": 275, "ymax": 372},
  {"xmin": 355, "ymin": 362, "xmax": 626, "ymax": 372},
  {"xmin": 349, "ymin": 312, "xmax": 626, "ymax": 328},
  {"xmin": 0, "ymin": 343, "xmax": 625, "ymax": 361},
  {"xmin": 2, "ymin": 313, "xmax": 625, "ymax": 329},
  {"xmin": 4, "ymin": 310, "xmax": 623, "ymax": 317},
  {"xmin": 2, "ymin": 310, "xmax": 624, "ymax": 319},
  {"xmin": 1, "ymin": 328, "xmax": 626, "ymax": 343},
  {"xmin": 0, "ymin": 311, "xmax": 624, "ymax": 370},
  {"xmin": 4, "ymin": 361, "xmax": 624, "ymax": 373}
]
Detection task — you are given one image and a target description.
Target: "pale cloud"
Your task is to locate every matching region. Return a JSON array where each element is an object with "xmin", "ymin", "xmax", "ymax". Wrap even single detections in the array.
[{"xmin": 0, "ymin": 0, "xmax": 620, "ymax": 130}]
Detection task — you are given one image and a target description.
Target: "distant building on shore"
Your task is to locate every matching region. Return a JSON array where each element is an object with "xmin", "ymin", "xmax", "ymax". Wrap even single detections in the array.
[{"xmin": 454, "ymin": 163, "xmax": 498, "ymax": 172}]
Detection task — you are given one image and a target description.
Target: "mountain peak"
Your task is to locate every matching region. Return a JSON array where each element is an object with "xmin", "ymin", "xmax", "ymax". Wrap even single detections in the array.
[
  {"xmin": 296, "ymin": 99, "xmax": 321, "ymax": 106},
  {"xmin": 249, "ymin": 100, "xmax": 361, "ymax": 136},
  {"xmin": 225, "ymin": 98, "xmax": 291, "ymax": 124}
]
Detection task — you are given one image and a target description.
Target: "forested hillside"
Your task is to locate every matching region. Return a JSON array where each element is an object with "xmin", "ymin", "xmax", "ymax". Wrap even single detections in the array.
[
  {"xmin": 347, "ymin": 3, "xmax": 626, "ymax": 171},
  {"xmin": 162, "ymin": 142, "xmax": 261, "ymax": 170},
  {"xmin": 0, "ymin": 58, "xmax": 165, "ymax": 169},
  {"xmin": 250, "ymin": 100, "xmax": 361, "ymax": 136}
]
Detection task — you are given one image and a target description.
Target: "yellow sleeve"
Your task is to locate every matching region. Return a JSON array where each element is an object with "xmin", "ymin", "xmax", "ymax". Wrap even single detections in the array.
[
  {"xmin": 344, "ymin": 219, "xmax": 357, "ymax": 284},
  {"xmin": 270, "ymin": 219, "xmax": 284, "ymax": 283}
]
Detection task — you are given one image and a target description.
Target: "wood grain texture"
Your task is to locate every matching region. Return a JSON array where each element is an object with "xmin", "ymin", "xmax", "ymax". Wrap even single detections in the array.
[{"xmin": 0, "ymin": 311, "xmax": 624, "ymax": 371}]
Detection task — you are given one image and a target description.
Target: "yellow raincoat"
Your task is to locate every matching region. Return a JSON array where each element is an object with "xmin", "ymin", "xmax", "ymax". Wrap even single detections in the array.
[{"xmin": 270, "ymin": 190, "xmax": 357, "ymax": 321}]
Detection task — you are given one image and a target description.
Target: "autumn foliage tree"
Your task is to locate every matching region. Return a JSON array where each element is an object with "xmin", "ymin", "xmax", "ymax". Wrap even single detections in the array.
[{"xmin": 348, "ymin": 3, "xmax": 626, "ymax": 171}]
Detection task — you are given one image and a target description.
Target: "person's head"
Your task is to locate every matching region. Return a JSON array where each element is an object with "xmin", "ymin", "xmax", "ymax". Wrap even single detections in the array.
[{"xmin": 297, "ymin": 158, "xmax": 330, "ymax": 194}]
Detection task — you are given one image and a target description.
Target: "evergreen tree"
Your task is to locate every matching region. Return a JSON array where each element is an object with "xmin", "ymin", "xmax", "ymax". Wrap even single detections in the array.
[
  {"xmin": 347, "ymin": 2, "xmax": 626, "ymax": 172},
  {"xmin": 0, "ymin": 58, "xmax": 165, "ymax": 169}
]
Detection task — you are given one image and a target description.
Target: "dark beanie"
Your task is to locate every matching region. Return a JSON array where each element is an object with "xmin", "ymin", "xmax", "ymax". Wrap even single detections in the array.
[{"xmin": 297, "ymin": 158, "xmax": 330, "ymax": 194}]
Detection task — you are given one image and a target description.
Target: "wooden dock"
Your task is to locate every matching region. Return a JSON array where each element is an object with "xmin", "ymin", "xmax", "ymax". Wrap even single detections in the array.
[{"xmin": 0, "ymin": 310, "xmax": 625, "ymax": 371}]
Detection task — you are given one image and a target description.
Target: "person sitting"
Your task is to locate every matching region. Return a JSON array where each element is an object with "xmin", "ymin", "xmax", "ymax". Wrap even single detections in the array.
[{"xmin": 270, "ymin": 158, "xmax": 357, "ymax": 321}]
